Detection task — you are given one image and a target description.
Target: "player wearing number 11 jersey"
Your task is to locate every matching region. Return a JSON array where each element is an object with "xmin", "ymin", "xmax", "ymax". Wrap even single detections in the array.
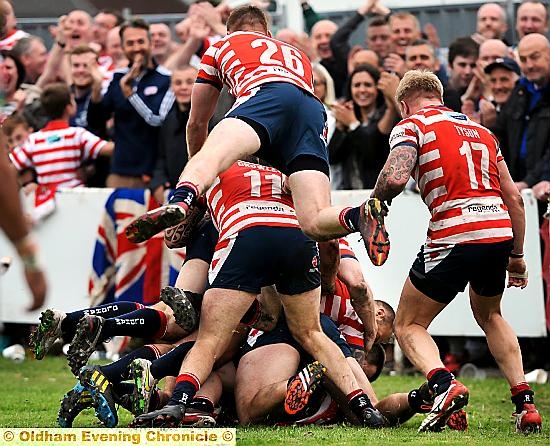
[
  {"xmin": 125, "ymin": 5, "xmax": 391, "ymax": 268},
  {"xmin": 370, "ymin": 70, "xmax": 541, "ymax": 434}
]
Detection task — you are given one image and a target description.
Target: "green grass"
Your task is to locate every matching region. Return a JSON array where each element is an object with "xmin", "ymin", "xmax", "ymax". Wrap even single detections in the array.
[{"xmin": 0, "ymin": 356, "xmax": 548, "ymax": 445}]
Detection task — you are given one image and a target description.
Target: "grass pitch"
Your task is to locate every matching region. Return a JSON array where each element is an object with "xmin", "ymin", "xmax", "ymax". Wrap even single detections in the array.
[{"xmin": 0, "ymin": 356, "xmax": 548, "ymax": 445}]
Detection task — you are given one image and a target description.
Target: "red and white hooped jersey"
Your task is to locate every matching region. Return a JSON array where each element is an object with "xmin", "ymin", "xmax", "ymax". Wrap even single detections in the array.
[
  {"xmin": 9, "ymin": 120, "xmax": 106, "ymax": 187},
  {"xmin": 205, "ymin": 161, "xmax": 299, "ymax": 241},
  {"xmin": 197, "ymin": 31, "xmax": 314, "ymax": 99},
  {"xmin": 321, "ymin": 277, "xmax": 364, "ymax": 349},
  {"xmin": 389, "ymin": 106, "xmax": 513, "ymax": 245}
]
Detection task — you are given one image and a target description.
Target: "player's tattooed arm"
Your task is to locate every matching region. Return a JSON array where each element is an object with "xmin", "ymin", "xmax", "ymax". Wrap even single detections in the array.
[{"xmin": 372, "ymin": 144, "xmax": 418, "ymax": 202}]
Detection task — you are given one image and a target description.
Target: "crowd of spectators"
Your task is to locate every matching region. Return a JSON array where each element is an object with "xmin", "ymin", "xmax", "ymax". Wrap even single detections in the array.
[{"xmin": 1, "ymin": 0, "xmax": 550, "ymax": 370}]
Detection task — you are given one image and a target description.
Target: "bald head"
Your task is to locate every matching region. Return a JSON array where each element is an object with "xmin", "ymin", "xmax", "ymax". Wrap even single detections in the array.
[
  {"xmin": 518, "ymin": 33, "xmax": 550, "ymax": 86},
  {"xmin": 310, "ymin": 20, "xmax": 338, "ymax": 60},
  {"xmin": 516, "ymin": 1, "xmax": 549, "ymax": 39},
  {"xmin": 477, "ymin": 3, "xmax": 507, "ymax": 39},
  {"xmin": 348, "ymin": 49, "xmax": 380, "ymax": 73},
  {"xmin": 479, "ymin": 39, "xmax": 509, "ymax": 64}
]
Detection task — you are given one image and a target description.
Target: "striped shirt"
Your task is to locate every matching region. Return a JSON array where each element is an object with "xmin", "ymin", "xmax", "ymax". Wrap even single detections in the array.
[
  {"xmin": 9, "ymin": 120, "xmax": 107, "ymax": 187},
  {"xmin": 205, "ymin": 161, "xmax": 299, "ymax": 242},
  {"xmin": 321, "ymin": 277, "xmax": 364, "ymax": 349},
  {"xmin": 0, "ymin": 29, "xmax": 29, "ymax": 50},
  {"xmin": 197, "ymin": 31, "xmax": 314, "ymax": 99},
  {"xmin": 389, "ymin": 106, "xmax": 513, "ymax": 245}
]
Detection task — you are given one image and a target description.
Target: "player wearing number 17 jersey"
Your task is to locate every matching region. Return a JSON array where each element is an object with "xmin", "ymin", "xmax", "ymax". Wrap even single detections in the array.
[
  {"xmin": 370, "ymin": 70, "xmax": 541, "ymax": 434},
  {"xmin": 125, "ymin": 5, "xmax": 391, "ymax": 269}
]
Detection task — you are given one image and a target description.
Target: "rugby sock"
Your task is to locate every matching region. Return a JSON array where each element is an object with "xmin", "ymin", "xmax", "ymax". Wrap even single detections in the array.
[
  {"xmin": 340, "ymin": 206, "xmax": 361, "ymax": 232},
  {"xmin": 61, "ymin": 302, "xmax": 142, "ymax": 341},
  {"xmin": 99, "ymin": 345, "xmax": 160, "ymax": 383},
  {"xmin": 427, "ymin": 367, "xmax": 454, "ymax": 396},
  {"xmin": 150, "ymin": 341, "xmax": 195, "ymax": 379},
  {"xmin": 189, "ymin": 396, "xmax": 215, "ymax": 414},
  {"xmin": 168, "ymin": 373, "xmax": 200, "ymax": 406},
  {"xmin": 408, "ymin": 387, "xmax": 432, "ymax": 413},
  {"xmin": 101, "ymin": 309, "xmax": 167, "ymax": 340},
  {"xmin": 511, "ymin": 382, "xmax": 535, "ymax": 413},
  {"xmin": 169, "ymin": 181, "xmax": 199, "ymax": 207},
  {"xmin": 347, "ymin": 389, "xmax": 375, "ymax": 418}
]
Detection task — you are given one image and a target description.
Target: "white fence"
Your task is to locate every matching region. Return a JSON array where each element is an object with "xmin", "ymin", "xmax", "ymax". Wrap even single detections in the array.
[{"xmin": 0, "ymin": 188, "xmax": 546, "ymax": 337}]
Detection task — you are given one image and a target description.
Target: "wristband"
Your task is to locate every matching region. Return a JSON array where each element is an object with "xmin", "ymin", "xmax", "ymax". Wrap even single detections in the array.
[
  {"xmin": 509, "ymin": 252, "xmax": 524, "ymax": 259},
  {"xmin": 348, "ymin": 121, "xmax": 361, "ymax": 132}
]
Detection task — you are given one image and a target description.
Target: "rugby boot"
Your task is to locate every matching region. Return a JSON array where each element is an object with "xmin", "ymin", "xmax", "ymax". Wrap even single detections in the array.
[
  {"xmin": 358, "ymin": 198, "xmax": 390, "ymax": 266},
  {"xmin": 125, "ymin": 203, "xmax": 189, "ymax": 244},
  {"xmin": 418, "ymin": 380, "xmax": 469, "ymax": 432},
  {"xmin": 67, "ymin": 315, "xmax": 105, "ymax": 376},
  {"xmin": 284, "ymin": 361, "xmax": 326, "ymax": 416},
  {"xmin": 130, "ymin": 358, "xmax": 157, "ymax": 415},
  {"xmin": 30, "ymin": 309, "xmax": 66, "ymax": 359},
  {"xmin": 57, "ymin": 381, "xmax": 94, "ymax": 427},
  {"xmin": 129, "ymin": 404, "xmax": 187, "ymax": 428},
  {"xmin": 160, "ymin": 286, "xmax": 199, "ymax": 335},
  {"xmin": 79, "ymin": 366, "xmax": 118, "ymax": 428},
  {"xmin": 515, "ymin": 403, "xmax": 542, "ymax": 434}
]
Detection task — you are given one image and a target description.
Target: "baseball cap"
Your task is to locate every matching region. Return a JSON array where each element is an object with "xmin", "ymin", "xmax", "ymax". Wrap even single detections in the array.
[{"xmin": 484, "ymin": 57, "xmax": 521, "ymax": 76}]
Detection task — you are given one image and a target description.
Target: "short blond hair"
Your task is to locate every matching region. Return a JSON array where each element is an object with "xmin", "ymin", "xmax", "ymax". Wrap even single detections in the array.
[{"xmin": 395, "ymin": 70, "xmax": 443, "ymax": 104}]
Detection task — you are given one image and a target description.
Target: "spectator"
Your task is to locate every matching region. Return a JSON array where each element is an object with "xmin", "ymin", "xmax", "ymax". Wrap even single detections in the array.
[
  {"xmin": 2, "ymin": 113, "xmax": 32, "ymax": 153},
  {"xmin": 150, "ymin": 23, "xmax": 179, "ymax": 67},
  {"xmin": 150, "ymin": 65, "xmax": 198, "ymax": 204},
  {"xmin": 0, "ymin": 0, "xmax": 29, "ymax": 50},
  {"xmin": 11, "ymin": 36, "xmax": 48, "ymax": 85},
  {"xmin": 366, "ymin": 16, "xmax": 391, "ymax": 60},
  {"xmin": 329, "ymin": 1, "xmax": 390, "ymax": 92},
  {"xmin": 87, "ymin": 18, "xmax": 175, "ymax": 189},
  {"xmin": 447, "ymin": 37, "xmax": 479, "ymax": 94},
  {"xmin": 404, "ymin": 39, "xmax": 462, "ymax": 111},
  {"xmin": 105, "ymin": 26, "xmax": 128, "ymax": 70},
  {"xmin": 65, "ymin": 10, "xmax": 95, "ymax": 51},
  {"xmin": 348, "ymin": 48, "xmax": 380, "ymax": 73},
  {"xmin": 492, "ymin": 33, "xmax": 550, "ymax": 190},
  {"xmin": 478, "ymin": 38, "xmax": 511, "ymax": 65},
  {"xmin": 461, "ymin": 39, "xmax": 511, "ymax": 122},
  {"xmin": 516, "ymin": 0, "xmax": 548, "ymax": 41},
  {"xmin": 92, "ymin": 10, "xmax": 123, "ymax": 61},
  {"xmin": 328, "ymin": 64, "xmax": 399, "ymax": 189},
  {"xmin": 311, "ymin": 20, "xmax": 348, "ymax": 97},
  {"xmin": 385, "ymin": 12, "xmax": 421, "ymax": 77},
  {"xmin": 0, "ymin": 50, "xmax": 25, "ymax": 117},
  {"xmin": 472, "ymin": 3, "xmax": 508, "ymax": 44},
  {"xmin": 9, "ymin": 83, "xmax": 114, "ymax": 188},
  {"xmin": 479, "ymin": 57, "xmax": 520, "ymax": 127}
]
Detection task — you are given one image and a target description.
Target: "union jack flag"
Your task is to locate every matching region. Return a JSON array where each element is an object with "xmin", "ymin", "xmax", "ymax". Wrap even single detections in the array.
[{"xmin": 88, "ymin": 188, "xmax": 185, "ymax": 306}]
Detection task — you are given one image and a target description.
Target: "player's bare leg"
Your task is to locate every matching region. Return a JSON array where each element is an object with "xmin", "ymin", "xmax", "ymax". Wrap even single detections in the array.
[
  {"xmin": 394, "ymin": 278, "xmax": 469, "ymax": 432},
  {"xmin": 469, "ymin": 287, "xmax": 542, "ymax": 433},
  {"xmin": 280, "ymin": 288, "xmax": 386, "ymax": 428},
  {"xmin": 235, "ymin": 344, "xmax": 301, "ymax": 424}
]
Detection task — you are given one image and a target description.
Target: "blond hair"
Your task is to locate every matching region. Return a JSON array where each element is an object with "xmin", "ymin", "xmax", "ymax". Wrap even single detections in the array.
[{"xmin": 395, "ymin": 70, "xmax": 443, "ymax": 104}]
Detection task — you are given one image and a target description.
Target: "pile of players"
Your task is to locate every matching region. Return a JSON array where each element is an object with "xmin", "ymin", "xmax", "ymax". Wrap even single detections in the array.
[{"xmin": 31, "ymin": 4, "xmax": 541, "ymax": 434}]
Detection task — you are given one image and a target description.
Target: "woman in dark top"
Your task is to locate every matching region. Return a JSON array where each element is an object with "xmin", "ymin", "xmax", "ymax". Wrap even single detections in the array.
[{"xmin": 328, "ymin": 63, "xmax": 399, "ymax": 189}]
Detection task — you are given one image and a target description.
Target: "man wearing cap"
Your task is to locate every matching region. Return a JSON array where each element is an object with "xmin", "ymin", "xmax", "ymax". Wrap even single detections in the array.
[
  {"xmin": 491, "ymin": 33, "xmax": 550, "ymax": 192},
  {"xmin": 479, "ymin": 57, "xmax": 521, "ymax": 127}
]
